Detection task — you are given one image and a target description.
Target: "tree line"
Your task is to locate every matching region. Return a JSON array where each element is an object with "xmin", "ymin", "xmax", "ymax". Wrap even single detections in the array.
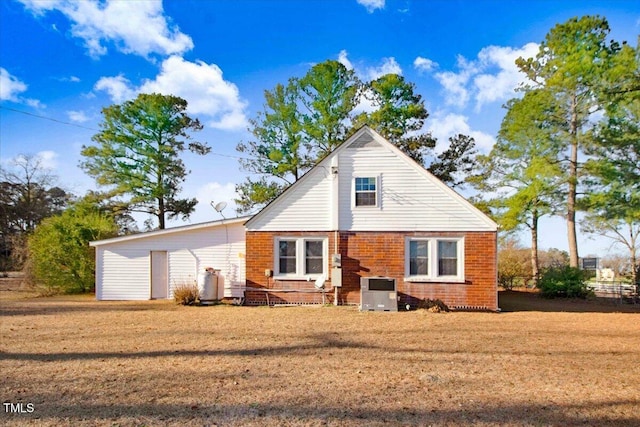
[
  {"xmin": 235, "ymin": 61, "xmax": 477, "ymax": 213},
  {"xmin": 471, "ymin": 16, "xmax": 639, "ymax": 288},
  {"xmin": 1, "ymin": 15, "xmax": 637, "ymax": 294}
]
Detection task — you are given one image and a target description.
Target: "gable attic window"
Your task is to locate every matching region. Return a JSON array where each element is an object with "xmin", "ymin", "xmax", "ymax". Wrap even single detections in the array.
[
  {"xmin": 354, "ymin": 177, "xmax": 377, "ymax": 207},
  {"xmin": 275, "ymin": 237, "xmax": 327, "ymax": 278},
  {"xmin": 405, "ymin": 237, "xmax": 465, "ymax": 282}
]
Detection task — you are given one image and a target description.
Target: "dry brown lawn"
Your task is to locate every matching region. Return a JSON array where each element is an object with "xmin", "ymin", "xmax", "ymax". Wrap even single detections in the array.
[{"xmin": 1, "ymin": 283, "xmax": 639, "ymax": 426}]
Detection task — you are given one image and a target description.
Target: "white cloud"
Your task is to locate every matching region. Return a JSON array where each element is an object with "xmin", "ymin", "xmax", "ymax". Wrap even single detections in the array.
[
  {"xmin": 168, "ymin": 181, "xmax": 240, "ymax": 226},
  {"xmin": 366, "ymin": 57, "xmax": 402, "ymax": 80},
  {"xmin": 0, "ymin": 67, "xmax": 42, "ymax": 108},
  {"xmin": 413, "ymin": 56, "xmax": 437, "ymax": 73},
  {"xmin": 338, "ymin": 49, "xmax": 353, "ymax": 70},
  {"xmin": 36, "ymin": 150, "xmax": 59, "ymax": 170},
  {"xmin": 356, "ymin": 0, "xmax": 385, "ymax": 13},
  {"xmin": 335, "ymin": 51, "xmax": 402, "ymax": 114},
  {"xmin": 17, "ymin": 0, "xmax": 193, "ymax": 58},
  {"xmin": 434, "ymin": 55, "xmax": 476, "ymax": 108},
  {"xmin": 428, "ymin": 111, "xmax": 495, "ymax": 154},
  {"xmin": 196, "ymin": 182, "xmax": 238, "ymax": 214},
  {"xmin": 473, "ymin": 43, "xmax": 539, "ymax": 109},
  {"xmin": 1, "ymin": 68, "xmax": 27, "ymax": 100},
  {"xmin": 337, "ymin": 51, "xmax": 402, "ymax": 80},
  {"xmin": 56, "ymin": 75, "xmax": 81, "ymax": 83},
  {"xmin": 434, "ymin": 43, "xmax": 539, "ymax": 110},
  {"xmin": 67, "ymin": 110, "xmax": 89, "ymax": 123},
  {"xmin": 352, "ymin": 88, "xmax": 378, "ymax": 115},
  {"xmin": 139, "ymin": 56, "xmax": 248, "ymax": 130},
  {"xmin": 94, "ymin": 56, "xmax": 248, "ymax": 130},
  {"xmin": 94, "ymin": 75, "xmax": 136, "ymax": 103}
]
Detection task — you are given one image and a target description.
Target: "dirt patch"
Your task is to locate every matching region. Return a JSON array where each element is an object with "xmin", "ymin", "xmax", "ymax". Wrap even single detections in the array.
[
  {"xmin": 0, "ymin": 272, "xmax": 39, "ymax": 300},
  {"xmin": 1, "ymin": 291, "xmax": 639, "ymax": 426}
]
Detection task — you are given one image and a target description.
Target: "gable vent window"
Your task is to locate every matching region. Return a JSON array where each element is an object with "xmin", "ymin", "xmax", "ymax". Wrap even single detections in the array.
[{"xmin": 355, "ymin": 177, "xmax": 377, "ymax": 207}]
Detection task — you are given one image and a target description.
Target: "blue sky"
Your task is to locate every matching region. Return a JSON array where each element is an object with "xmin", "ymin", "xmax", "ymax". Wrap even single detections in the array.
[{"xmin": 1, "ymin": 0, "xmax": 638, "ymax": 257}]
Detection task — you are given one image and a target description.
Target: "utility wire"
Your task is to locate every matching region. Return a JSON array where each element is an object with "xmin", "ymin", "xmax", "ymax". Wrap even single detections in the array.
[
  {"xmin": 0, "ymin": 105, "xmax": 248, "ymax": 160},
  {"xmin": 1, "ymin": 105, "xmax": 99, "ymax": 131}
]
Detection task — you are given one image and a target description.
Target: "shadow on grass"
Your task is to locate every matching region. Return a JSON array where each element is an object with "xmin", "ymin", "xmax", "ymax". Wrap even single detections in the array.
[
  {"xmin": 499, "ymin": 290, "xmax": 640, "ymax": 313},
  {"xmin": 0, "ymin": 299, "xmax": 179, "ymax": 317},
  {"xmin": 3, "ymin": 290, "xmax": 639, "ymax": 317},
  {"xmin": 4, "ymin": 398, "xmax": 639, "ymax": 426},
  {"xmin": 2, "ymin": 330, "xmax": 638, "ymax": 363}
]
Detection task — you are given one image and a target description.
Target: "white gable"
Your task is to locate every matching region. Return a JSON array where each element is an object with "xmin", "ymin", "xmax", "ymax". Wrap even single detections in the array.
[{"xmin": 246, "ymin": 127, "xmax": 497, "ymax": 232}]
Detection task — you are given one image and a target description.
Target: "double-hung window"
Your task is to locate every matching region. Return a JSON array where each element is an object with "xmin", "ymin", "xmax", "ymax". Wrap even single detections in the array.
[
  {"xmin": 354, "ymin": 177, "xmax": 377, "ymax": 207},
  {"xmin": 405, "ymin": 237, "xmax": 464, "ymax": 281},
  {"xmin": 305, "ymin": 240, "xmax": 324, "ymax": 274},
  {"xmin": 278, "ymin": 239, "xmax": 297, "ymax": 274},
  {"xmin": 275, "ymin": 237, "xmax": 327, "ymax": 278},
  {"xmin": 438, "ymin": 241, "xmax": 458, "ymax": 276},
  {"xmin": 409, "ymin": 240, "xmax": 429, "ymax": 276}
]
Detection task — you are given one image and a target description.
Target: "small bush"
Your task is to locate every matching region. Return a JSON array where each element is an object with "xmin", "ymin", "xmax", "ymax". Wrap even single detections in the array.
[
  {"xmin": 538, "ymin": 267, "xmax": 592, "ymax": 298},
  {"xmin": 417, "ymin": 298, "xmax": 450, "ymax": 312},
  {"xmin": 173, "ymin": 284, "xmax": 200, "ymax": 305}
]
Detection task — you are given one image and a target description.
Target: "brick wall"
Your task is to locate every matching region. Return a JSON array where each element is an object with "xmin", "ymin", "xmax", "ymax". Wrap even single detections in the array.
[{"xmin": 245, "ymin": 230, "xmax": 497, "ymax": 310}]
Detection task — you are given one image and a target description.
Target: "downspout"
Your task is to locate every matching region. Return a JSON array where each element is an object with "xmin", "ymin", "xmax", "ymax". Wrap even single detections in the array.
[
  {"xmin": 330, "ymin": 156, "xmax": 340, "ymax": 306},
  {"xmin": 334, "ymin": 230, "xmax": 339, "ymax": 306}
]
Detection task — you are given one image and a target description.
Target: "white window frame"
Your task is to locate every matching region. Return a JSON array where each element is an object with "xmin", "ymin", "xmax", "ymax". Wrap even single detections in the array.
[
  {"xmin": 404, "ymin": 237, "xmax": 465, "ymax": 282},
  {"xmin": 353, "ymin": 176, "xmax": 380, "ymax": 208},
  {"xmin": 274, "ymin": 236, "xmax": 328, "ymax": 279}
]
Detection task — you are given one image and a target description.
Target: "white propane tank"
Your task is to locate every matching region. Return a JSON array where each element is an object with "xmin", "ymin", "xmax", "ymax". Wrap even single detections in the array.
[{"xmin": 197, "ymin": 268, "xmax": 219, "ymax": 304}]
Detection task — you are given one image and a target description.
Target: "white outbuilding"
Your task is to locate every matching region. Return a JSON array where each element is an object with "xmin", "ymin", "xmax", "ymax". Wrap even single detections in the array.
[{"xmin": 90, "ymin": 217, "xmax": 249, "ymax": 300}]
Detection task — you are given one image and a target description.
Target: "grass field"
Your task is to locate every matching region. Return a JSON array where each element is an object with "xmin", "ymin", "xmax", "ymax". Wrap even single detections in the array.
[{"xmin": 1, "ymin": 282, "xmax": 639, "ymax": 426}]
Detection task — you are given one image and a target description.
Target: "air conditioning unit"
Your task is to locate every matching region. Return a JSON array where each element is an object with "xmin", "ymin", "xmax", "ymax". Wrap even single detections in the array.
[{"xmin": 360, "ymin": 277, "xmax": 398, "ymax": 312}]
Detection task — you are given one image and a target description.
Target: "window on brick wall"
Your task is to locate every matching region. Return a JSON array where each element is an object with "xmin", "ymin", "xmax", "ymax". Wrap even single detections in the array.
[
  {"xmin": 274, "ymin": 237, "xmax": 327, "ymax": 278},
  {"xmin": 278, "ymin": 239, "xmax": 297, "ymax": 274},
  {"xmin": 405, "ymin": 237, "xmax": 464, "ymax": 282}
]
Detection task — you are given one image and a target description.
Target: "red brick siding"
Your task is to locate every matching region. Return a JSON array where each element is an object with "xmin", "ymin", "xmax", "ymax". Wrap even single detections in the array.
[
  {"xmin": 245, "ymin": 230, "xmax": 497, "ymax": 310},
  {"xmin": 245, "ymin": 231, "xmax": 337, "ymax": 305}
]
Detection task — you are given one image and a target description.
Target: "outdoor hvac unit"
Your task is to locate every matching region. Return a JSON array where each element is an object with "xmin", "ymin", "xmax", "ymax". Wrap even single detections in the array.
[{"xmin": 360, "ymin": 277, "xmax": 398, "ymax": 312}]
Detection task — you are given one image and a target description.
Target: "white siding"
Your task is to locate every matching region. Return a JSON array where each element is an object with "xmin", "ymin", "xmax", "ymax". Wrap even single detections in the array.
[
  {"xmin": 95, "ymin": 222, "xmax": 246, "ymax": 300},
  {"xmin": 245, "ymin": 167, "xmax": 332, "ymax": 231},
  {"xmin": 246, "ymin": 127, "xmax": 496, "ymax": 233},
  {"xmin": 99, "ymin": 248, "xmax": 150, "ymax": 300},
  {"xmin": 338, "ymin": 141, "xmax": 494, "ymax": 231}
]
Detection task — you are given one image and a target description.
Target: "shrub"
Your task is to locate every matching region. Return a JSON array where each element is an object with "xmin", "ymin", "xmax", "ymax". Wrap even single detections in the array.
[
  {"xmin": 417, "ymin": 298, "xmax": 450, "ymax": 312},
  {"xmin": 538, "ymin": 266, "xmax": 592, "ymax": 298},
  {"xmin": 173, "ymin": 284, "xmax": 200, "ymax": 305},
  {"xmin": 27, "ymin": 203, "xmax": 118, "ymax": 294}
]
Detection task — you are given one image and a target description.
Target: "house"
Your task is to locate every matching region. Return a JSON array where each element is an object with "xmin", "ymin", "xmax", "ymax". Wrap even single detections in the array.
[
  {"xmin": 90, "ymin": 217, "xmax": 248, "ymax": 300},
  {"xmin": 90, "ymin": 126, "xmax": 498, "ymax": 310},
  {"xmin": 244, "ymin": 126, "xmax": 498, "ymax": 310}
]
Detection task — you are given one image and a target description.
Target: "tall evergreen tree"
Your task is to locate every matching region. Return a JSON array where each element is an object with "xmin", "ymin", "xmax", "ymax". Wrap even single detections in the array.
[
  {"xmin": 515, "ymin": 15, "xmax": 620, "ymax": 267},
  {"xmin": 471, "ymin": 90, "xmax": 563, "ymax": 285},
  {"xmin": 81, "ymin": 93, "xmax": 209, "ymax": 229},
  {"xmin": 235, "ymin": 60, "xmax": 479, "ymax": 213},
  {"xmin": 236, "ymin": 81, "xmax": 306, "ymax": 213},
  {"xmin": 353, "ymin": 73, "xmax": 435, "ymax": 164},
  {"xmin": 583, "ymin": 42, "xmax": 640, "ymax": 289},
  {"xmin": 298, "ymin": 60, "xmax": 360, "ymax": 157}
]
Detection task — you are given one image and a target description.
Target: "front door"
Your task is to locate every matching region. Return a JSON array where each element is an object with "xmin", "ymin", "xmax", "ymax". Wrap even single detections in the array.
[{"xmin": 150, "ymin": 251, "xmax": 168, "ymax": 299}]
